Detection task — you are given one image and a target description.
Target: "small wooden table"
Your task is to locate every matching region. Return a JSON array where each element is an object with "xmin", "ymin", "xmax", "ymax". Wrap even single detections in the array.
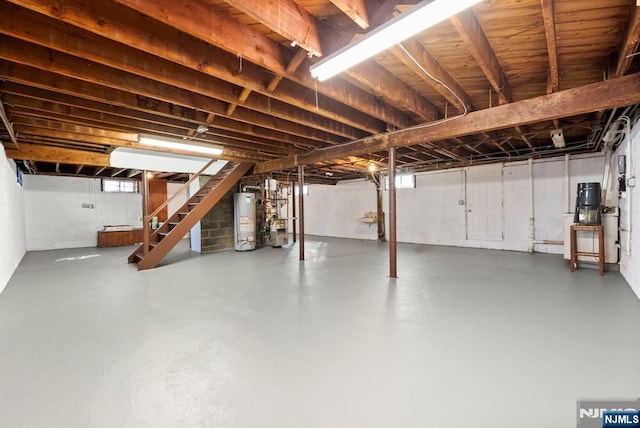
[{"xmin": 569, "ymin": 224, "xmax": 605, "ymax": 276}]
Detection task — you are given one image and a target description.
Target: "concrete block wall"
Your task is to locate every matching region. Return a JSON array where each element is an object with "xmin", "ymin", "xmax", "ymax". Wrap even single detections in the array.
[
  {"xmin": 0, "ymin": 148, "xmax": 26, "ymax": 294},
  {"xmin": 199, "ymin": 190, "xmax": 235, "ymax": 253}
]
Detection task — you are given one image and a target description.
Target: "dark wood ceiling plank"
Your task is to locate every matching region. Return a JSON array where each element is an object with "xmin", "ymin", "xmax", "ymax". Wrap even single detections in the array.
[
  {"xmin": 13, "ymin": 120, "xmax": 269, "ymax": 162},
  {"xmin": 4, "ymin": 142, "xmax": 111, "ymax": 166},
  {"xmin": 114, "ymin": 0, "xmax": 286, "ymax": 73},
  {"xmin": 224, "ymin": 0, "xmax": 323, "ymax": 56},
  {"xmin": 329, "ymin": 0, "xmax": 370, "ymax": 29},
  {"xmin": 514, "ymin": 125, "xmax": 535, "ymax": 150},
  {"xmin": 389, "ymin": 39, "xmax": 474, "ymax": 113},
  {"xmin": 108, "ymin": 0, "xmax": 404, "ymax": 129},
  {"xmin": 0, "ymin": 10, "xmax": 370, "ymax": 139},
  {"xmin": 255, "ymin": 72, "xmax": 640, "ymax": 172},
  {"xmin": 8, "ymin": 105, "xmax": 295, "ymax": 156},
  {"xmin": 614, "ymin": 4, "xmax": 640, "ymax": 77},
  {"xmin": 3, "ymin": 0, "xmax": 408, "ymax": 131},
  {"xmin": 449, "ymin": 9, "xmax": 512, "ymax": 104},
  {"xmin": 0, "ymin": 60, "xmax": 344, "ymax": 146},
  {"xmin": 541, "ymin": 0, "xmax": 560, "ymax": 93},
  {"xmin": 266, "ymin": 49, "xmax": 309, "ymax": 93},
  {"xmin": 1, "ymin": 81, "xmax": 325, "ymax": 150}
]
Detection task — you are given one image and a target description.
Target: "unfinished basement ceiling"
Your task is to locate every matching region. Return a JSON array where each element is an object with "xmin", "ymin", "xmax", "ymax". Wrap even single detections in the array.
[{"xmin": 1, "ymin": 0, "xmax": 639, "ymax": 183}]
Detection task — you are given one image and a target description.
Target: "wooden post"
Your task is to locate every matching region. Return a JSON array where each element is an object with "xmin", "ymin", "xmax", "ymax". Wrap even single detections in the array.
[
  {"xmin": 298, "ymin": 165, "xmax": 305, "ymax": 261},
  {"xmin": 376, "ymin": 172, "xmax": 385, "ymax": 241},
  {"xmin": 142, "ymin": 170, "xmax": 150, "ymax": 255},
  {"xmin": 389, "ymin": 148, "xmax": 397, "ymax": 278},
  {"xmin": 292, "ymin": 183, "xmax": 297, "ymax": 243}
]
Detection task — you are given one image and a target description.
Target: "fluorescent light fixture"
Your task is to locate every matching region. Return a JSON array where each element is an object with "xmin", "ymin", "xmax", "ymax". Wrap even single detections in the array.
[
  {"xmin": 310, "ymin": 0, "xmax": 482, "ymax": 81},
  {"xmin": 139, "ymin": 135, "xmax": 223, "ymax": 156}
]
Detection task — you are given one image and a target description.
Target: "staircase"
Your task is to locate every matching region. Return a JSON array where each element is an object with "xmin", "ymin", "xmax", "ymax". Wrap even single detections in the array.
[{"xmin": 128, "ymin": 161, "xmax": 253, "ymax": 270}]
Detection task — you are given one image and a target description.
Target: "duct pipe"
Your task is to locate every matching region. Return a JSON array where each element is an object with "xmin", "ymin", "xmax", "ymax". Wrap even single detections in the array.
[
  {"xmin": 528, "ymin": 158, "xmax": 535, "ymax": 253},
  {"xmin": 533, "ymin": 240, "xmax": 564, "ymax": 245}
]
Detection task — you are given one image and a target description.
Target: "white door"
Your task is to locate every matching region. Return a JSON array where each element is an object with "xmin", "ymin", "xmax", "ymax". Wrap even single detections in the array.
[{"xmin": 466, "ymin": 164, "xmax": 504, "ymax": 241}]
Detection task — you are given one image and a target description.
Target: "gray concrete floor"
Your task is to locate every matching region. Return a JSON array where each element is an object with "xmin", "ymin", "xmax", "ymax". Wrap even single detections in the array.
[{"xmin": 1, "ymin": 237, "xmax": 639, "ymax": 427}]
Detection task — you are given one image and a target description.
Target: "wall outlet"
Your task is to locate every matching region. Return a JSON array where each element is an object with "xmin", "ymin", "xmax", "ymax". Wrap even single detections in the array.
[
  {"xmin": 81, "ymin": 203, "xmax": 94, "ymax": 209},
  {"xmin": 458, "ymin": 200, "xmax": 465, "ymax": 205}
]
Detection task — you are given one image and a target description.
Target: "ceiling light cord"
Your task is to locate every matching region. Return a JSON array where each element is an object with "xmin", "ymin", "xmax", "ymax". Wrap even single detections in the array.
[{"xmin": 396, "ymin": 42, "xmax": 468, "ymax": 120}]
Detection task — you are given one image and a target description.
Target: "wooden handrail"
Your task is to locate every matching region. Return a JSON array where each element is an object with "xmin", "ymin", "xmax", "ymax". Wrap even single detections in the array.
[
  {"xmin": 146, "ymin": 159, "xmax": 217, "ymax": 221},
  {"xmin": 141, "ymin": 159, "xmax": 217, "ymax": 255}
]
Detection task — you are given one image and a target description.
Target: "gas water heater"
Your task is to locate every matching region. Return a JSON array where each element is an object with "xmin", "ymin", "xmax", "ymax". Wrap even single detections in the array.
[{"xmin": 234, "ymin": 192, "xmax": 256, "ymax": 251}]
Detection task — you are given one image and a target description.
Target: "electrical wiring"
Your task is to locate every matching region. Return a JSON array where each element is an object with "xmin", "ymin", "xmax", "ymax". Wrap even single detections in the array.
[{"xmin": 307, "ymin": 43, "xmax": 470, "ymax": 159}]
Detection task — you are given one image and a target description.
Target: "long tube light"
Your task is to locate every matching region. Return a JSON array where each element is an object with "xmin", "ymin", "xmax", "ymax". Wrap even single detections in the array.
[
  {"xmin": 309, "ymin": 0, "xmax": 483, "ymax": 81},
  {"xmin": 139, "ymin": 135, "xmax": 223, "ymax": 156}
]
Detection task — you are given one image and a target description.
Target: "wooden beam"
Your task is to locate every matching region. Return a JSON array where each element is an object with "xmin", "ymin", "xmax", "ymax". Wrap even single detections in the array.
[
  {"xmin": 227, "ymin": 50, "xmax": 308, "ymax": 121},
  {"xmin": 0, "ymin": 60, "xmax": 347, "ymax": 146},
  {"xmin": 330, "ymin": 0, "xmax": 370, "ymax": 29},
  {"xmin": 449, "ymin": 9, "xmax": 511, "ymax": 104},
  {"xmin": 13, "ymin": 119, "xmax": 270, "ymax": 163},
  {"xmin": 1, "ymin": 81, "xmax": 326, "ymax": 150},
  {"xmin": 5, "ymin": 0, "xmax": 410, "ymax": 130},
  {"xmin": 254, "ymin": 73, "xmax": 640, "ymax": 173},
  {"xmin": 515, "ymin": 126, "xmax": 535, "ymax": 150},
  {"xmin": 390, "ymin": 39, "xmax": 473, "ymax": 113},
  {"xmin": 75, "ymin": 164, "xmax": 83, "ymax": 174},
  {"xmin": 266, "ymin": 49, "xmax": 308, "ymax": 92},
  {"xmin": 0, "ymin": 21, "xmax": 370, "ymax": 139},
  {"xmin": 615, "ymin": 5, "xmax": 640, "ymax": 77},
  {"xmin": 541, "ymin": 0, "xmax": 560, "ymax": 93},
  {"xmin": 4, "ymin": 143, "xmax": 110, "ymax": 166},
  {"xmin": 0, "ymin": 0, "xmax": 408, "ymax": 133},
  {"xmin": 346, "ymin": 61, "xmax": 439, "ymax": 121},
  {"xmin": 225, "ymin": 88, "xmax": 253, "ymax": 117},
  {"xmin": 111, "ymin": 168, "xmax": 126, "ymax": 177},
  {"xmin": 113, "ymin": 0, "xmax": 286, "ymax": 73},
  {"xmin": 7, "ymin": 101, "xmax": 297, "ymax": 156},
  {"xmin": 224, "ymin": 0, "xmax": 323, "ymax": 57}
]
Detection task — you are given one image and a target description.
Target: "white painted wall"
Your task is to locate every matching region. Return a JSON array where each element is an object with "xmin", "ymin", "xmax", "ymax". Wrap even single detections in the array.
[
  {"xmin": 0, "ymin": 148, "xmax": 26, "ymax": 294},
  {"xmin": 24, "ymin": 175, "xmax": 142, "ymax": 250},
  {"xmin": 615, "ymin": 117, "xmax": 640, "ymax": 299},
  {"xmin": 300, "ymin": 154, "xmax": 604, "ymax": 256}
]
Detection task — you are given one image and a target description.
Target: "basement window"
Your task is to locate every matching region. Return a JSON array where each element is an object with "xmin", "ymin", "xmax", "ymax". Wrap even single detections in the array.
[
  {"xmin": 294, "ymin": 184, "xmax": 309, "ymax": 196},
  {"xmin": 385, "ymin": 174, "xmax": 416, "ymax": 190},
  {"xmin": 101, "ymin": 179, "xmax": 138, "ymax": 193}
]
